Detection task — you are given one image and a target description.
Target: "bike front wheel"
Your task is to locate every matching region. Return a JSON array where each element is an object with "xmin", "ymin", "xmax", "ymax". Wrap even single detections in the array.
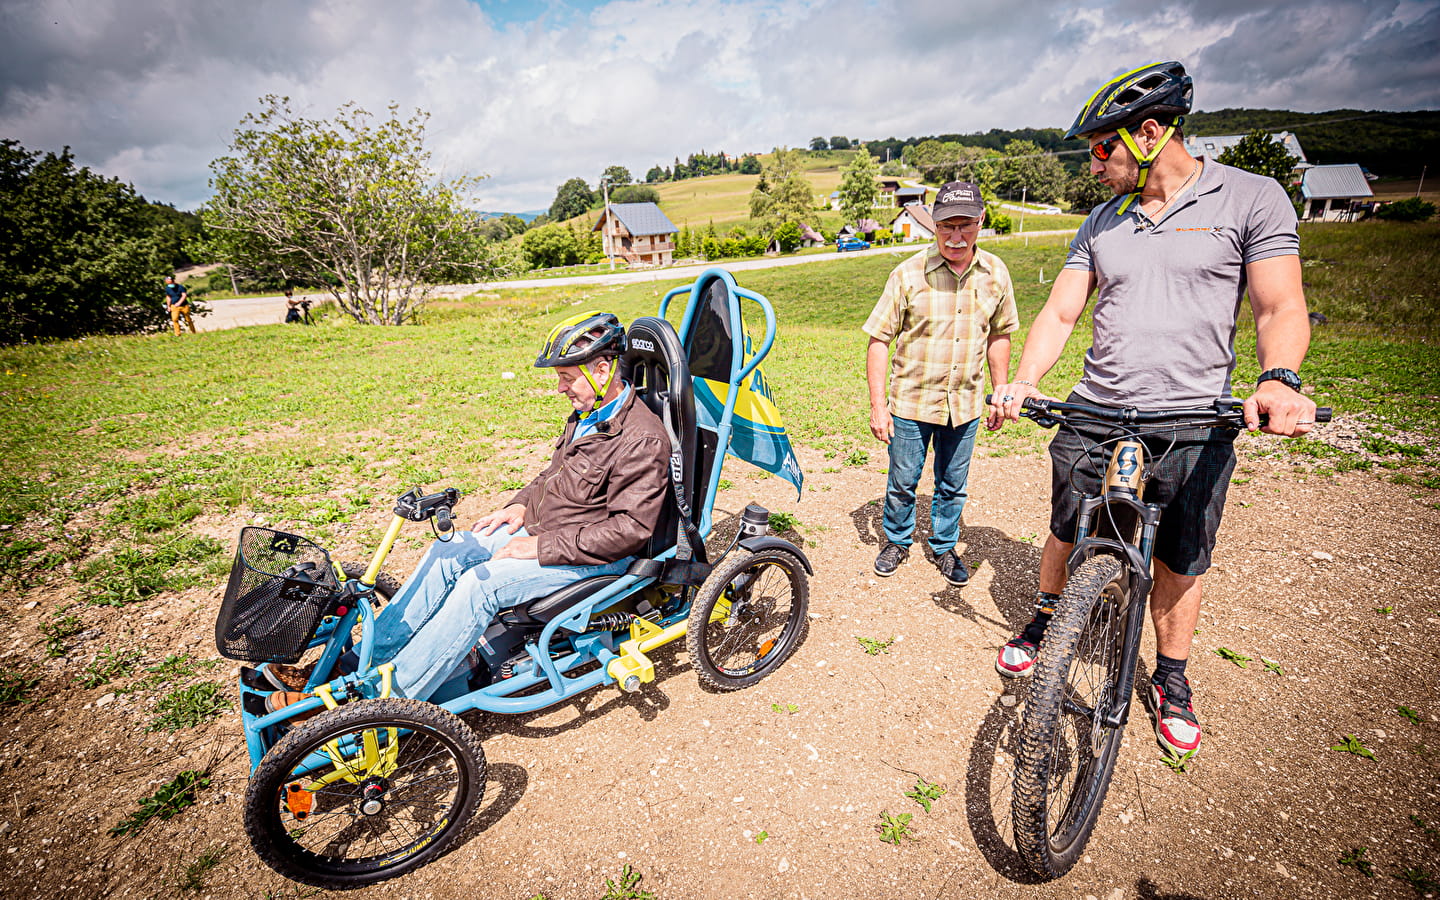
[
  {"xmin": 244, "ymin": 698, "xmax": 486, "ymax": 888},
  {"xmin": 686, "ymin": 547, "xmax": 810, "ymax": 691},
  {"xmin": 1011, "ymin": 554, "xmax": 1128, "ymax": 878}
]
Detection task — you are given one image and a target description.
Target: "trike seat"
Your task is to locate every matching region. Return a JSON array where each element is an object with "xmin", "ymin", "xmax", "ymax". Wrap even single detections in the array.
[{"xmin": 497, "ymin": 574, "xmax": 621, "ymax": 627}]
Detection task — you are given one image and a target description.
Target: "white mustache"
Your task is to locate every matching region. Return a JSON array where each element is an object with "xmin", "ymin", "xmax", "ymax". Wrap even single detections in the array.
[{"xmin": 944, "ymin": 240, "xmax": 969, "ymax": 248}]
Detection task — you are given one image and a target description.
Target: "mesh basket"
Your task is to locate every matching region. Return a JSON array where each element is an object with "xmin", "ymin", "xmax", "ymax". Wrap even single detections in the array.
[{"xmin": 215, "ymin": 527, "xmax": 342, "ymax": 663}]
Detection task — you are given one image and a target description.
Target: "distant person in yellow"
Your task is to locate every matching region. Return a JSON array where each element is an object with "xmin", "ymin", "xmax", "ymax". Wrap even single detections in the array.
[
  {"xmin": 163, "ymin": 275, "xmax": 195, "ymax": 336},
  {"xmin": 863, "ymin": 181, "xmax": 1018, "ymax": 586}
]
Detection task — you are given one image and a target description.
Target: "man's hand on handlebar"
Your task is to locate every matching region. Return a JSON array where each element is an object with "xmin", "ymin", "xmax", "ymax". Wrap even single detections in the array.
[
  {"xmin": 474, "ymin": 504, "xmax": 525, "ymax": 535},
  {"xmin": 1245, "ymin": 381, "xmax": 1317, "ymax": 436},
  {"xmin": 989, "ymin": 381, "xmax": 1052, "ymax": 429}
]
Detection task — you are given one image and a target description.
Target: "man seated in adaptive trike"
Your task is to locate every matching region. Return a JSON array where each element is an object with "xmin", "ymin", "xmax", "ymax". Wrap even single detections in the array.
[{"xmin": 262, "ymin": 311, "xmax": 670, "ymax": 709}]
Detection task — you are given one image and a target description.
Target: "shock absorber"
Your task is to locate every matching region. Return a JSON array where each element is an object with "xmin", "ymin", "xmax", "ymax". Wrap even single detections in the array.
[{"xmin": 588, "ymin": 611, "xmax": 633, "ymax": 631}]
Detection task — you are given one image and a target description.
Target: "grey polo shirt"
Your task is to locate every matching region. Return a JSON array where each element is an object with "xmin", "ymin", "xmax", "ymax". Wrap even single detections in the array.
[{"xmin": 1063, "ymin": 157, "xmax": 1299, "ymax": 409}]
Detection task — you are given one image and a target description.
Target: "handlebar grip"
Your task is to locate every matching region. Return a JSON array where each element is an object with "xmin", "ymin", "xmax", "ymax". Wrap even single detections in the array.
[
  {"xmin": 1315, "ymin": 407, "xmax": 1332, "ymax": 423},
  {"xmin": 435, "ymin": 506, "xmax": 454, "ymax": 535}
]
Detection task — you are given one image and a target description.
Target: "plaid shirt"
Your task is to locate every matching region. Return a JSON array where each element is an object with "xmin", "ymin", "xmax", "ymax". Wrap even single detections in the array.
[{"xmin": 863, "ymin": 245, "xmax": 1019, "ymax": 426}]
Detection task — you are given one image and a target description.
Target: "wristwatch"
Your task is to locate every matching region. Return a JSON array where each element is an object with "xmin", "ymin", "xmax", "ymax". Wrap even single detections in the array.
[{"xmin": 1257, "ymin": 368, "xmax": 1302, "ymax": 392}]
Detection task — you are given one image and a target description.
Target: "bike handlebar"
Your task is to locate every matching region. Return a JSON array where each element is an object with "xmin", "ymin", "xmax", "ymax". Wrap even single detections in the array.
[{"xmin": 984, "ymin": 395, "xmax": 1332, "ymax": 429}]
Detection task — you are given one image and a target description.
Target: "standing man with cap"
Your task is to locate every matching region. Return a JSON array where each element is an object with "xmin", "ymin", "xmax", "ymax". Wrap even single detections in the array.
[
  {"xmin": 863, "ymin": 182, "xmax": 1019, "ymax": 586},
  {"xmin": 991, "ymin": 61, "xmax": 1317, "ymax": 757}
]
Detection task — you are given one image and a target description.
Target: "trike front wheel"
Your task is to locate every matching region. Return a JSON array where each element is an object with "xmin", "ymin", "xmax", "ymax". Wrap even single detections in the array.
[
  {"xmin": 244, "ymin": 698, "xmax": 485, "ymax": 888},
  {"xmin": 686, "ymin": 546, "xmax": 810, "ymax": 691},
  {"xmin": 1011, "ymin": 553, "xmax": 1128, "ymax": 878}
]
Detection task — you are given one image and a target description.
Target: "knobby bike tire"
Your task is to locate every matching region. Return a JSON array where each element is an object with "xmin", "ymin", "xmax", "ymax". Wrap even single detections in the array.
[
  {"xmin": 1012, "ymin": 554, "xmax": 1129, "ymax": 878},
  {"xmin": 686, "ymin": 547, "xmax": 810, "ymax": 691},
  {"xmin": 339, "ymin": 561, "xmax": 401, "ymax": 607},
  {"xmin": 244, "ymin": 698, "xmax": 486, "ymax": 888}
]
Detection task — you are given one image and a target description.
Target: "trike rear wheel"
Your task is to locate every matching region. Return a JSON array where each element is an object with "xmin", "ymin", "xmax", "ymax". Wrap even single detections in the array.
[
  {"xmin": 1011, "ymin": 554, "xmax": 1128, "ymax": 878},
  {"xmin": 687, "ymin": 547, "xmax": 810, "ymax": 691},
  {"xmin": 244, "ymin": 698, "xmax": 485, "ymax": 888}
]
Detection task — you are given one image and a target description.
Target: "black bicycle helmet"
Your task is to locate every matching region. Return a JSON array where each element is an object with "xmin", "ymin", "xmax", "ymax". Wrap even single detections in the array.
[
  {"xmin": 534, "ymin": 310, "xmax": 628, "ymax": 368},
  {"xmin": 1065, "ymin": 61, "xmax": 1193, "ymax": 140}
]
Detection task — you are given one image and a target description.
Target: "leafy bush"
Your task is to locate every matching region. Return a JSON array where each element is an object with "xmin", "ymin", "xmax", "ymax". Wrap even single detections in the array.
[{"xmin": 1376, "ymin": 197, "xmax": 1436, "ymax": 222}]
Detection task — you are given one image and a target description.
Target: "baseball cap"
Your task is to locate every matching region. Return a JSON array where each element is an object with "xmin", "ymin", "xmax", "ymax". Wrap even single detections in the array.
[{"xmin": 931, "ymin": 181, "xmax": 985, "ymax": 220}]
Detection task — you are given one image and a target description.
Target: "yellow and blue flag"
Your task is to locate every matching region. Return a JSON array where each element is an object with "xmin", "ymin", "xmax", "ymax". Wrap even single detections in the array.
[{"xmin": 683, "ymin": 275, "xmax": 803, "ymax": 497}]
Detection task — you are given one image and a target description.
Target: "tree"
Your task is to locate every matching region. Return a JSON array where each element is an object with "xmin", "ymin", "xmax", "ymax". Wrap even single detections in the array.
[
  {"xmin": 810, "ymin": 137, "xmax": 828, "ymax": 151},
  {"xmin": 748, "ymin": 147, "xmax": 814, "ymax": 235},
  {"xmin": 1375, "ymin": 197, "xmax": 1436, "ymax": 222},
  {"xmin": 0, "ymin": 140, "xmax": 171, "ymax": 342},
  {"xmin": 1216, "ymin": 130, "xmax": 1298, "ymax": 188},
  {"xmin": 611, "ymin": 184, "xmax": 660, "ymax": 204},
  {"xmin": 1064, "ymin": 173, "xmax": 1112, "ymax": 213},
  {"xmin": 996, "ymin": 140, "xmax": 1069, "ymax": 204},
  {"xmin": 739, "ymin": 154, "xmax": 761, "ymax": 175},
  {"xmin": 838, "ymin": 150, "xmax": 881, "ymax": 226},
  {"xmin": 644, "ymin": 165, "xmax": 666, "ymax": 183},
  {"xmin": 771, "ymin": 221, "xmax": 802, "ymax": 253},
  {"xmin": 830, "ymin": 136, "xmax": 851, "ymax": 150},
  {"xmin": 521, "ymin": 223, "xmax": 582, "ymax": 269},
  {"xmin": 549, "ymin": 177, "xmax": 595, "ymax": 221},
  {"xmin": 599, "ymin": 165, "xmax": 632, "ymax": 192},
  {"xmin": 206, "ymin": 96, "xmax": 495, "ymax": 326}
]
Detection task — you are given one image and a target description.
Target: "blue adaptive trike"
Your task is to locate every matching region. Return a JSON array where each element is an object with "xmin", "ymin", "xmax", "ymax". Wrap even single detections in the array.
[{"xmin": 216, "ymin": 271, "xmax": 812, "ymax": 887}]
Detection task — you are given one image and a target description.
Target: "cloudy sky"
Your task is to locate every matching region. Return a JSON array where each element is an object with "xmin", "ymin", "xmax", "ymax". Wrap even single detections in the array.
[{"xmin": 2, "ymin": 0, "xmax": 1436, "ymax": 213}]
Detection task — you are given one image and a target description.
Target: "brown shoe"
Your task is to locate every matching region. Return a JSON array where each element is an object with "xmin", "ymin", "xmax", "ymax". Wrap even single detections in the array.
[
  {"xmin": 264, "ymin": 691, "xmax": 320, "ymax": 721},
  {"xmin": 263, "ymin": 662, "xmax": 316, "ymax": 692}
]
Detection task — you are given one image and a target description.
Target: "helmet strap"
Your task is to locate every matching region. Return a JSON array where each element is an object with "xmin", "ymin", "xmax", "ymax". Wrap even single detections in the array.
[
  {"xmin": 1115, "ymin": 123, "xmax": 1178, "ymax": 216},
  {"xmin": 576, "ymin": 358, "xmax": 615, "ymax": 419}
]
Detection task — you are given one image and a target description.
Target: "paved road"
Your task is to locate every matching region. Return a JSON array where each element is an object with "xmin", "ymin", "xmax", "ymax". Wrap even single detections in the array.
[{"xmin": 198, "ymin": 228, "xmax": 1076, "ymax": 330}]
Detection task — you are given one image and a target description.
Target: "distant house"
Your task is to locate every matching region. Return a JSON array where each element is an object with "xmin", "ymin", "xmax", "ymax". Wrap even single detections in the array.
[
  {"xmin": 895, "ymin": 186, "xmax": 927, "ymax": 207},
  {"xmin": 829, "ymin": 191, "xmax": 841, "ymax": 210},
  {"xmin": 838, "ymin": 218, "xmax": 882, "ymax": 240},
  {"xmin": 892, "ymin": 204, "xmax": 936, "ymax": 242},
  {"xmin": 1185, "ymin": 131, "xmax": 1309, "ymax": 167},
  {"xmin": 592, "ymin": 202, "xmax": 678, "ymax": 267},
  {"xmin": 1299, "ymin": 164, "xmax": 1375, "ymax": 221}
]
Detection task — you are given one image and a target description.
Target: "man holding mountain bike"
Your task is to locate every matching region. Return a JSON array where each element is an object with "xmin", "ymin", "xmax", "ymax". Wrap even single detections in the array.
[{"xmin": 990, "ymin": 61, "xmax": 1318, "ymax": 756}]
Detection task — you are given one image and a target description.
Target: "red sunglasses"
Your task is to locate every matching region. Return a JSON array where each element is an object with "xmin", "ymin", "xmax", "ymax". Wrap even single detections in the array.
[{"xmin": 1090, "ymin": 133, "xmax": 1124, "ymax": 161}]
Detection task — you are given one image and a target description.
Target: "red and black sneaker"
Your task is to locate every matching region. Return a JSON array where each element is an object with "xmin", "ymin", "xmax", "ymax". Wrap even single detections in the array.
[
  {"xmin": 995, "ymin": 635, "xmax": 1039, "ymax": 677},
  {"xmin": 1149, "ymin": 673, "xmax": 1202, "ymax": 755}
]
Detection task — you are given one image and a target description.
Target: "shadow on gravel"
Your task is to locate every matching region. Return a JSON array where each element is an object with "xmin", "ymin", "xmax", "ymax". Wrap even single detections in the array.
[
  {"xmin": 476, "ymin": 653, "xmax": 685, "ymax": 741},
  {"xmin": 1136, "ymin": 876, "xmax": 1208, "ymax": 900},
  {"xmin": 849, "ymin": 497, "xmax": 1043, "ymax": 631},
  {"xmin": 466, "ymin": 760, "xmax": 529, "ymax": 837},
  {"xmin": 963, "ymin": 691, "xmax": 1047, "ymax": 885}
]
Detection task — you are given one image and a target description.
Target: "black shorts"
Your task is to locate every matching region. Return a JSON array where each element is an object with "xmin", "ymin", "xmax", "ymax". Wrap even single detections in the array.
[{"xmin": 1047, "ymin": 393, "xmax": 1238, "ymax": 576}]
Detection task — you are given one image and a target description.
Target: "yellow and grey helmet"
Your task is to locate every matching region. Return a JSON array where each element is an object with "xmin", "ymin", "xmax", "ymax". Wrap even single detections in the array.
[
  {"xmin": 1067, "ymin": 61, "xmax": 1194, "ymax": 214},
  {"xmin": 1065, "ymin": 61, "xmax": 1192, "ymax": 141},
  {"xmin": 535, "ymin": 310, "xmax": 628, "ymax": 414},
  {"xmin": 535, "ymin": 310, "xmax": 627, "ymax": 368}
]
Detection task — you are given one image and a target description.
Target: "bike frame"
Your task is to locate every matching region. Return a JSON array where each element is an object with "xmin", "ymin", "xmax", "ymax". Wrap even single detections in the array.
[{"xmin": 241, "ymin": 269, "xmax": 784, "ymax": 769}]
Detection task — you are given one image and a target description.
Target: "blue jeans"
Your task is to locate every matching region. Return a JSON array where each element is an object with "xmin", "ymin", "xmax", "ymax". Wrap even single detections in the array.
[
  {"xmin": 883, "ymin": 415, "xmax": 981, "ymax": 557},
  {"xmin": 372, "ymin": 528, "xmax": 631, "ymax": 700}
]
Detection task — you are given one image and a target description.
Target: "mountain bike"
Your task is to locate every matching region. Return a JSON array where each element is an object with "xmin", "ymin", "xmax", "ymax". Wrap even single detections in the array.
[{"xmin": 999, "ymin": 395, "xmax": 1331, "ymax": 878}]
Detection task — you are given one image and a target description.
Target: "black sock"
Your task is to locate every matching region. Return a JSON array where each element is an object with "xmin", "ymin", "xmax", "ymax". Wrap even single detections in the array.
[
  {"xmin": 1153, "ymin": 652, "xmax": 1188, "ymax": 684},
  {"xmin": 1020, "ymin": 591, "xmax": 1061, "ymax": 644}
]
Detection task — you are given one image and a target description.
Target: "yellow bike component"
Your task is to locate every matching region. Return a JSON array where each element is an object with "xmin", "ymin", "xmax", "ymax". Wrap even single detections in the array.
[
  {"xmin": 362, "ymin": 515, "xmax": 406, "ymax": 587},
  {"xmin": 708, "ymin": 594, "xmax": 734, "ymax": 625},
  {"xmin": 313, "ymin": 683, "xmax": 341, "ymax": 711},
  {"xmin": 606, "ymin": 617, "xmax": 690, "ymax": 691},
  {"xmin": 377, "ymin": 663, "xmax": 395, "ymax": 699}
]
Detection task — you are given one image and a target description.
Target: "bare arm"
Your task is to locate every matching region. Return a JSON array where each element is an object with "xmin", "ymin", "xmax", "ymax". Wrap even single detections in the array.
[
  {"xmin": 866, "ymin": 337, "xmax": 893, "ymax": 443},
  {"xmin": 1244, "ymin": 254, "xmax": 1316, "ymax": 435},
  {"xmin": 993, "ymin": 267, "xmax": 1095, "ymax": 422},
  {"xmin": 983, "ymin": 332, "xmax": 1012, "ymax": 431}
]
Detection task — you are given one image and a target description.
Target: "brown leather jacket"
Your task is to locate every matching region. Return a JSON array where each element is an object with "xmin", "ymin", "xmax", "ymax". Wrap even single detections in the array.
[{"xmin": 511, "ymin": 386, "xmax": 670, "ymax": 567}]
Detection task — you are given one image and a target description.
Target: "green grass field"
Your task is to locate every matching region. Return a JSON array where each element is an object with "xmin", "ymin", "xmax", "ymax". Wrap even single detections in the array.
[{"xmin": 1, "ymin": 221, "xmax": 1435, "ymax": 591}]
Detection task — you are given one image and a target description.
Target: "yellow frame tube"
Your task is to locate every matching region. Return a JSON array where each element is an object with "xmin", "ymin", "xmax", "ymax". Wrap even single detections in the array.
[{"xmin": 362, "ymin": 516, "xmax": 407, "ymax": 586}]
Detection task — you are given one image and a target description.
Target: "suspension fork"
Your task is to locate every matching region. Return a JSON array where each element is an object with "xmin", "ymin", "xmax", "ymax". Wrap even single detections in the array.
[{"xmin": 1101, "ymin": 504, "xmax": 1161, "ymax": 730}]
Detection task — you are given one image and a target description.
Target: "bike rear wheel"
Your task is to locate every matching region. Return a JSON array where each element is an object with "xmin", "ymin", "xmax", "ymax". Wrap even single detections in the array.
[
  {"xmin": 1012, "ymin": 554, "xmax": 1128, "ymax": 878},
  {"xmin": 244, "ymin": 698, "xmax": 485, "ymax": 888}
]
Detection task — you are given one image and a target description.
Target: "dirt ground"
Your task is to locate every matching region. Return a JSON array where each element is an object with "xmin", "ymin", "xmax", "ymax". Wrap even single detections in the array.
[{"xmin": 2, "ymin": 438, "xmax": 1438, "ymax": 900}]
